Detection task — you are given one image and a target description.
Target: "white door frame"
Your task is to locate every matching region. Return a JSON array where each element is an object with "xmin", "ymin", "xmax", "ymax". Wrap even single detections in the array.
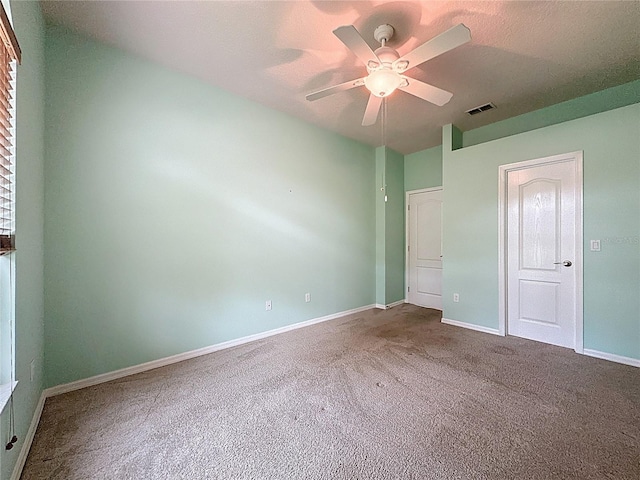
[
  {"xmin": 498, "ymin": 151, "xmax": 583, "ymax": 353},
  {"xmin": 405, "ymin": 187, "xmax": 443, "ymax": 303}
]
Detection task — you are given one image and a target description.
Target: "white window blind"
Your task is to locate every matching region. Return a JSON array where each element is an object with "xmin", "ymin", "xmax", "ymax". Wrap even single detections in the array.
[{"xmin": 0, "ymin": 4, "xmax": 19, "ymax": 255}]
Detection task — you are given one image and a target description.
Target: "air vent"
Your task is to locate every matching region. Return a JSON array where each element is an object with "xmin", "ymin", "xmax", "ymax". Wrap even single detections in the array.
[{"xmin": 466, "ymin": 103, "xmax": 496, "ymax": 116}]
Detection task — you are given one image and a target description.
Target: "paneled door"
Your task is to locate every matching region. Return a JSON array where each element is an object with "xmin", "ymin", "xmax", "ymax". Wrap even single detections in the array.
[
  {"xmin": 506, "ymin": 159, "xmax": 578, "ymax": 348},
  {"xmin": 407, "ymin": 189, "xmax": 442, "ymax": 309}
]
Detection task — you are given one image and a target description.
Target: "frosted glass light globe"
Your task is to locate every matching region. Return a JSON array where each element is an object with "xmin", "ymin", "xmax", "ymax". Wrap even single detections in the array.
[{"xmin": 364, "ymin": 69, "xmax": 402, "ymax": 98}]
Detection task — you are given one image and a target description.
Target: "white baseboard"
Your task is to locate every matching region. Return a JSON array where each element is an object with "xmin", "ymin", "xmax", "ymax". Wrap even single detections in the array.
[
  {"xmin": 440, "ymin": 321, "xmax": 638, "ymax": 367},
  {"xmin": 387, "ymin": 298, "xmax": 405, "ymax": 308},
  {"xmin": 375, "ymin": 299, "xmax": 407, "ymax": 310},
  {"xmin": 45, "ymin": 304, "xmax": 377, "ymax": 398},
  {"xmin": 10, "ymin": 391, "xmax": 46, "ymax": 480},
  {"xmin": 583, "ymin": 349, "xmax": 640, "ymax": 368},
  {"xmin": 441, "ymin": 318, "xmax": 502, "ymax": 336},
  {"xmin": 386, "ymin": 299, "xmax": 406, "ymax": 309},
  {"xmin": 11, "ymin": 304, "xmax": 376, "ymax": 480}
]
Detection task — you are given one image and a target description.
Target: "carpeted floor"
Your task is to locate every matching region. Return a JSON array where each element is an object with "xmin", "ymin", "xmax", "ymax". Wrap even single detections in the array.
[{"xmin": 21, "ymin": 305, "xmax": 640, "ymax": 479}]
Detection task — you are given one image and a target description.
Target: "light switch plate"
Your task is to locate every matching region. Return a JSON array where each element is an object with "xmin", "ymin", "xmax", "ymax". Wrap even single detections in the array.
[{"xmin": 590, "ymin": 240, "xmax": 601, "ymax": 252}]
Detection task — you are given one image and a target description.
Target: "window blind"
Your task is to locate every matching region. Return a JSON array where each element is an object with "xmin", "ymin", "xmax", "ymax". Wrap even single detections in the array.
[{"xmin": 0, "ymin": 5, "xmax": 20, "ymax": 255}]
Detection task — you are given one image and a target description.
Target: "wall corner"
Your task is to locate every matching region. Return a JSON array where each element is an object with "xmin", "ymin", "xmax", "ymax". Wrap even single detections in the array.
[{"xmin": 443, "ymin": 124, "xmax": 463, "ymax": 155}]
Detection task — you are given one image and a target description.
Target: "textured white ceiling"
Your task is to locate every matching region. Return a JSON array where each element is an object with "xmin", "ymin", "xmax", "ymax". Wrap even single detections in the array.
[{"xmin": 41, "ymin": 1, "xmax": 640, "ymax": 154}]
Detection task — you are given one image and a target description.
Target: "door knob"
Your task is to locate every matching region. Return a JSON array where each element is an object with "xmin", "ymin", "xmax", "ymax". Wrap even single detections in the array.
[{"xmin": 553, "ymin": 260, "xmax": 572, "ymax": 267}]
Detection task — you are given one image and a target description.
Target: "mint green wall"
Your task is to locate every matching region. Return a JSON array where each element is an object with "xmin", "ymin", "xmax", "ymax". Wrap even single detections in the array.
[
  {"xmin": 44, "ymin": 27, "xmax": 376, "ymax": 387},
  {"xmin": 404, "ymin": 145, "xmax": 442, "ymax": 191},
  {"xmin": 384, "ymin": 148, "xmax": 405, "ymax": 304},
  {"xmin": 374, "ymin": 146, "xmax": 405, "ymax": 306},
  {"xmin": 463, "ymin": 80, "xmax": 640, "ymax": 148},
  {"xmin": 1, "ymin": 2, "xmax": 46, "ymax": 479},
  {"xmin": 442, "ymin": 103, "xmax": 640, "ymax": 360}
]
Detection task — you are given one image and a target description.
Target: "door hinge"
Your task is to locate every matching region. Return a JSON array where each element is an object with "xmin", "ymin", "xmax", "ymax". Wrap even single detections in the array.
[
  {"xmin": 408, "ymin": 204, "xmax": 410, "ymax": 210},
  {"xmin": 407, "ymin": 245, "xmax": 410, "ymax": 252},
  {"xmin": 408, "ymin": 287, "xmax": 410, "ymax": 292}
]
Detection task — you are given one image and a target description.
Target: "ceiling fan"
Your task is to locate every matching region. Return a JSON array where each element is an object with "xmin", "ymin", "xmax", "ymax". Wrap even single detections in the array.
[{"xmin": 306, "ymin": 23, "xmax": 471, "ymax": 126}]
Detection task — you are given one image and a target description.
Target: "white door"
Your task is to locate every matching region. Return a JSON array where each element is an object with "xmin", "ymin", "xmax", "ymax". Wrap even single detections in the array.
[
  {"xmin": 407, "ymin": 189, "xmax": 442, "ymax": 309},
  {"xmin": 507, "ymin": 160, "xmax": 578, "ymax": 348}
]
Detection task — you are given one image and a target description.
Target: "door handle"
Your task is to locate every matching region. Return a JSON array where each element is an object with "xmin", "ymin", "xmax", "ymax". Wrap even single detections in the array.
[{"xmin": 553, "ymin": 260, "xmax": 572, "ymax": 267}]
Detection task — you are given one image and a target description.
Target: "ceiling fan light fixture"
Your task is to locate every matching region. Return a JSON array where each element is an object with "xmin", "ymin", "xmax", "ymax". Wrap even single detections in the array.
[
  {"xmin": 365, "ymin": 69, "xmax": 403, "ymax": 97},
  {"xmin": 306, "ymin": 23, "xmax": 472, "ymax": 126}
]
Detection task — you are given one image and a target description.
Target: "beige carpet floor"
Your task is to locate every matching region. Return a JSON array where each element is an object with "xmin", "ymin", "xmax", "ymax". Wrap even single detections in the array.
[{"xmin": 21, "ymin": 305, "xmax": 640, "ymax": 479}]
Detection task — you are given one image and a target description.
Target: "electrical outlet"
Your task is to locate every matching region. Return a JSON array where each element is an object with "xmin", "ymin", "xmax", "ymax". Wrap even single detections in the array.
[
  {"xmin": 453, "ymin": 293, "xmax": 460, "ymax": 303},
  {"xmin": 305, "ymin": 293, "xmax": 311, "ymax": 303},
  {"xmin": 265, "ymin": 300, "xmax": 272, "ymax": 311}
]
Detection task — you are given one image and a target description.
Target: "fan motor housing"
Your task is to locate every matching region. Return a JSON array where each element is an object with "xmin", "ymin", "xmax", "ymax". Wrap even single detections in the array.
[
  {"xmin": 374, "ymin": 46, "xmax": 399, "ymax": 63},
  {"xmin": 369, "ymin": 46, "xmax": 400, "ymax": 73}
]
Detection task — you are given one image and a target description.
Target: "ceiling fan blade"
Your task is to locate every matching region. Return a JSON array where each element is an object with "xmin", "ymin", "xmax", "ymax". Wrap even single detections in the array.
[
  {"xmin": 399, "ymin": 77, "xmax": 453, "ymax": 106},
  {"xmin": 306, "ymin": 77, "xmax": 366, "ymax": 102},
  {"xmin": 333, "ymin": 25, "xmax": 381, "ymax": 68},
  {"xmin": 393, "ymin": 24, "xmax": 471, "ymax": 72},
  {"xmin": 362, "ymin": 94, "xmax": 383, "ymax": 126}
]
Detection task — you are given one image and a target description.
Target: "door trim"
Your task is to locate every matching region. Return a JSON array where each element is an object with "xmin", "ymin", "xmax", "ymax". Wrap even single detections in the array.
[
  {"xmin": 497, "ymin": 151, "xmax": 583, "ymax": 352},
  {"xmin": 405, "ymin": 187, "xmax": 443, "ymax": 304}
]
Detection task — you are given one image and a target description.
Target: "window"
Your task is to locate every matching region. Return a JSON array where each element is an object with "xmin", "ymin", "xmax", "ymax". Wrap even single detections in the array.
[
  {"xmin": 0, "ymin": 0, "xmax": 18, "ymax": 255},
  {"xmin": 0, "ymin": 1, "xmax": 20, "ymax": 414}
]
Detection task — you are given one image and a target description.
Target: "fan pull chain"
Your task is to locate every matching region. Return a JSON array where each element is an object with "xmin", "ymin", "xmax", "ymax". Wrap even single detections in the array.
[
  {"xmin": 5, "ymin": 254, "xmax": 17, "ymax": 450},
  {"xmin": 381, "ymin": 98, "xmax": 388, "ymax": 202}
]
